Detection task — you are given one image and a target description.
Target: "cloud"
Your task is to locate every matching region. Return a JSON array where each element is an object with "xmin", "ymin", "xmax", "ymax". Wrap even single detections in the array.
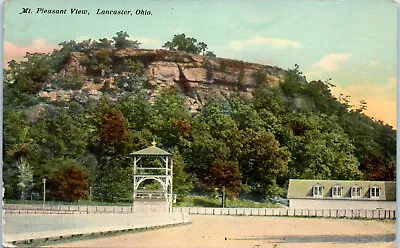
[
  {"xmin": 312, "ymin": 53, "xmax": 349, "ymax": 72},
  {"xmin": 4, "ymin": 40, "xmax": 58, "ymax": 66},
  {"xmin": 330, "ymin": 77, "xmax": 396, "ymax": 127},
  {"xmin": 228, "ymin": 36, "xmax": 301, "ymax": 50},
  {"xmin": 303, "ymin": 71, "xmax": 321, "ymax": 79},
  {"xmin": 133, "ymin": 37, "xmax": 161, "ymax": 48}
]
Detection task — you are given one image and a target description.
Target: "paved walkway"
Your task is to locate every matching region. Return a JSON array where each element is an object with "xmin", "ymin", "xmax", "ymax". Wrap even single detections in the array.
[{"xmin": 3, "ymin": 213, "xmax": 190, "ymax": 245}]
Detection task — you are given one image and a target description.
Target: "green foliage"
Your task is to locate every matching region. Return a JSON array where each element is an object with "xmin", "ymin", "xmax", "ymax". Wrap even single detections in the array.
[
  {"xmin": 279, "ymin": 64, "xmax": 305, "ymax": 97},
  {"xmin": 163, "ymin": 33, "xmax": 216, "ymax": 56},
  {"xmin": 172, "ymin": 151, "xmax": 193, "ymax": 200},
  {"xmin": 93, "ymin": 38, "xmax": 113, "ymax": 49},
  {"xmin": 174, "ymin": 195, "xmax": 281, "ymax": 208},
  {"xmin": 264, "ymin": 181, "xmax": 286, "ymax": 198},
  {"xmin": 122, "ymin": 59, "xmax": 145, "ymax": 76},
  {"xmin": 93, "ymin": 161, "xmax": 132, "ymax": 202},
  {"xmin": 113, "ymin": 31, "xmax": 141, "ymax": 50},
  {"xmin": 149, "ymin": 87, "xmax": 191, "ymax": 148},
  {"xmin": 237, "ymin": 129, "xmax": 290, "ymax": 195},
  {"xmin": 17, "ymin": 158, "xmax": 34, "ymax": 200},
  {"xmin": 205, "ymin": 51, "xmax": 217, "ymax": 58},
  {"xmin": 2, "ymin": 34, "xmax": 395, "ymax": 204},
  {"xmin": 54, "ymin": 75, "xmax": 84, "ymax": 90},
  {"xmin": 7, "ymin": 53, "xmax": 54, "ymax": 94},
  {"xmin": 82, "ymin": 49, "xmax": 113, "ymax": 76}
]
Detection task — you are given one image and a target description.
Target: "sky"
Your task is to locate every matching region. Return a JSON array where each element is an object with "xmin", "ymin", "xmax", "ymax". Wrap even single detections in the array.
[{"xmin": 3, "ymin": 0, "xmax": 398, "ymax": 127}]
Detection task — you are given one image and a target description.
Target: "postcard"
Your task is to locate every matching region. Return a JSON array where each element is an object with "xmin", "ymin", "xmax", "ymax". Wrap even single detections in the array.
[{"xmin": 2, "ymin": 0, "xmax": 397, "ymax": 247}]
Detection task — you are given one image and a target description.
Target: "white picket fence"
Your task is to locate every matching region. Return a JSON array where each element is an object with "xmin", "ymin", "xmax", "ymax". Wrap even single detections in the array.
[
  {"xmin": 4, "ymin": 204, "xmax": 396, "ymax": 219},
  {"xmin": 172, "ymin": 207, "xmax": 396, "ymax": 220}
]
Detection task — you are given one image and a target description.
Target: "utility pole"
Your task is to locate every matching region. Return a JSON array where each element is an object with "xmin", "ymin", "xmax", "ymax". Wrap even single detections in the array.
[
  {"xmin": 89, "ymin": 186, "xmax": 92, "ymax": 204},
  {"xmin": 43, "ymin": 178, "xmax": 46, "ymax": 206},
  {"xmin": 222, "ymin": 186, "xmax": 226, "ymax": 208}
]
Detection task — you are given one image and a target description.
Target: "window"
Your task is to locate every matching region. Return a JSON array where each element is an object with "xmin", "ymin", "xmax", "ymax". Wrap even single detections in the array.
[
  {"xmin": 370, "ymin": 187, "xmax": 380, "ymax": 198},
  {"xmin": 332, "ymin": 185, "xmax": 342, "ymax": 197},
  {"xmin": 313, "ymin": 185, "xmax": 323, "ymax": 197},
  {"xmin": 351, "ymin": 186, "xmax": 361, "ymax": 198}
]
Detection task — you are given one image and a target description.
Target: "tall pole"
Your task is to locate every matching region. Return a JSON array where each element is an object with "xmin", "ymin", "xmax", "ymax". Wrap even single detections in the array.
[
  {"xmin": 43, "ymin": 178, "xmax": 46, "ymax": 206},
  {"xmin": 89, "ymin": 186, "xmax": 92, "ymax": 204},
  {"xmin": 222, "ymin": 186, "xmax": 226, "ymax": 208}
]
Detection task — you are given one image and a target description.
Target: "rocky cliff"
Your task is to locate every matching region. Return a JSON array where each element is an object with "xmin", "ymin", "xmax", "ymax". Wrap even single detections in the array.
[{"xmin": 39, "ymin": 48, "xmax": 297, "ymax": 112}]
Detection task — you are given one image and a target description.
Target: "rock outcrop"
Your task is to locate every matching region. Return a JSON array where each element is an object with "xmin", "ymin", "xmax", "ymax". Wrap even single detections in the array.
[{"xmin": 39, "ymin": 48, "xmax": 297, "ymax": 112}]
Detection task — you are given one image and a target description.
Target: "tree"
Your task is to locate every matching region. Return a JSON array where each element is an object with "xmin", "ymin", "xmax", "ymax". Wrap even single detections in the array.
[
  {"xmin": 238, "ymin": 129, "xmax": 290, "ymax": 197},
  {"xmin": 100, "ymin": 108, "xmax": 128, "ymax": 145},
  {"xmin": 10, "ymin": 53, "xmax": 54, "ymax": 94},
  {"xmin": 205, "ymin": 159, "xmax": 241, "ymax": 197},
  {"xmin": 279, "ymin": 64, "xmax": 305, "ymax": 97},
  {"xmin": 162, "ymin": 34, "xmax": 216, "ymax": 56},
  {"xmin": 112, "ymin": 31, "xmax": 141, "ymax": 49},
  {"xmin": 172, "ymin": 151, "xmax": 193, "ymax": 200},
  {"xmin": 17, "ymin": 158, "xmax": 34, "ymax": 200},
  {"xmin": 197, "ymin": 42, "xmax": 208, "ymax": 56},
  {"xmin": 94, "ymin": 162, "xmax": 132, "ymax": 202},
  {"xmin": 93, "ymin": 38, "xmax": 113, "ymax": 49},
  {"xmin": 149, "ymin": 87, "xmax": 191, "ymax": 148},
  {"xmin": 286, "ymin": 114, "xmax": 362, "ymax": 180},
  {"xmin": 205, "ymin": 51, "xmax": 216, "ymax": 58},
  {"xmin": 47, "ymin": 159, "xmax": 88, "ymax": 202}
]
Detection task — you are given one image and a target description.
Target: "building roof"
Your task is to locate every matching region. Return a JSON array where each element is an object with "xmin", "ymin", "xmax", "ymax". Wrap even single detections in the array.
[
  {"xmin": 130, "ymin": 145, "xmax": 172, "ymax": 156},
  {"xmin": 287, "ymin": 179, "xmax": 396, "ymax": 201}
]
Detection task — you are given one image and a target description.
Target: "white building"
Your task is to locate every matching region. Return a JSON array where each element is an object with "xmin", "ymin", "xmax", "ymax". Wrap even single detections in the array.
[{"xmin": 287, "ymin": 179, "xmax": 396, "ymax": 210}]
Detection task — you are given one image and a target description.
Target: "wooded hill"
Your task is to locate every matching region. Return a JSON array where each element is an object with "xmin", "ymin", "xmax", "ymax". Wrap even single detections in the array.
[{"xmin": 3, "ymin": 32, "xmax": 396, "ymax": 203}]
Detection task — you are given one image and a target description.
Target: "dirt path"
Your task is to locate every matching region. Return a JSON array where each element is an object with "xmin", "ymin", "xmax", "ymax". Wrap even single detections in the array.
[{"xmin": 52, "ymin": 215, "xmax": 395, "ymax": 248}]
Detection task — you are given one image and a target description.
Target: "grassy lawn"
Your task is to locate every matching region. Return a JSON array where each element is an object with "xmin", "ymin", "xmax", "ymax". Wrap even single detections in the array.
[
  {"xmin": 173, "ymin": 195, "xmax": 282, "ymax": 208},
  {"xmin": 6, "ymin": 196, "xmax": 282, "ymax": 208}
]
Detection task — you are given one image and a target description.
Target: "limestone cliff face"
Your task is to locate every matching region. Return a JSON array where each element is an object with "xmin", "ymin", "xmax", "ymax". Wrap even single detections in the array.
[{"xmin": 41, "ymin": 48, "xmax": 294, "ymax": 112}]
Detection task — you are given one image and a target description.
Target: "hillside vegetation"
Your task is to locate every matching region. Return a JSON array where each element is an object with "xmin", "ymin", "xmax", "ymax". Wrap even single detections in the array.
[{"xmin": 3, "ymin": 32, "xmax": 396, "ymax": 203}]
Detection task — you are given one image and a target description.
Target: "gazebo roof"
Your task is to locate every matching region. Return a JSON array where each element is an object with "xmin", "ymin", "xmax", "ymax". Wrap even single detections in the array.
[{"xmin": 130, "ymin": 144, "xmax": 172, "ymax": 156}]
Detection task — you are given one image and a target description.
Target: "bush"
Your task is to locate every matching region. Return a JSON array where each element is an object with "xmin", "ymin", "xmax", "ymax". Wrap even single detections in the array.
[
  {"xmin": 264, "ymin": 181, "xmax": 286, "ymax": 198},
  {"xmin": 47, "ymin": 159, "xmax": 88, "ymax": 202},
  {"xmin": 56, "ymin": 76, "xmax": 84, "ymax": 90}
]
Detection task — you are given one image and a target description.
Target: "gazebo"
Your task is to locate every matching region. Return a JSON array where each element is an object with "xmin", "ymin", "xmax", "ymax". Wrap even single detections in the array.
[{"xmin": 130, "ymin": 141, "xmax": 173, "ymax": 212}]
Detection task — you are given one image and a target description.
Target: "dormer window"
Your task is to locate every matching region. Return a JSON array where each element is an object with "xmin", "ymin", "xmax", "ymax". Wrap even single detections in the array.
[
  {"xmin": 351, "ymin": 186, "xmax": 361, "ymax": 198},
  {"xmin": 313, "ymin": 185, "xmax": 323, "ymax": 197},
  {"xmin": 370, "ymin": 186, "xmax": 380, "ymax": 199},
  {"xmin": 332, "ymin": 185, "xmax": 342, "ymax": 197}
]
